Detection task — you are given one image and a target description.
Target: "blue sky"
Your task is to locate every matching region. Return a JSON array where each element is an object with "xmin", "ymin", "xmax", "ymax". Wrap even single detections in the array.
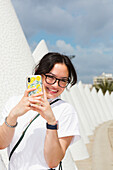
[{"xmin": 11, "ymin": 0, "xmax": 113, "ymax": 84}]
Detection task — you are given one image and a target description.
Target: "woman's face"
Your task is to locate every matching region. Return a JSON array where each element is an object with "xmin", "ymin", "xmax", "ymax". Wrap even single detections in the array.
[{"xmin": 42, "ymin": 63, "xmax": 69, "ymax": 99}]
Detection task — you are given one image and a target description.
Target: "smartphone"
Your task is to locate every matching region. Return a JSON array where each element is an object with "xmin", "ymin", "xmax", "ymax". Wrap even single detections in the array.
[{"xmin": 26, "ymin": 75, "xmax": 43, "ymax": 96}]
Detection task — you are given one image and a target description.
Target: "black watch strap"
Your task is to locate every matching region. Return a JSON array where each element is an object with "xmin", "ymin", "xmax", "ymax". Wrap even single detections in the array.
[{"xmin": 46, "ymin": 122, "xmax": 58, "ymax": 130}]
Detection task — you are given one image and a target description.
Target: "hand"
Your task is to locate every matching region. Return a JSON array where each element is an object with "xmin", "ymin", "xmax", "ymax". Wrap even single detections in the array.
[
  {"xmin": 29, "ymin": 85, "xmax": 56, "ymax": 125},
  {"xmin": 9, "ymin": 88, "xmax": 37, "ymax": 118}
]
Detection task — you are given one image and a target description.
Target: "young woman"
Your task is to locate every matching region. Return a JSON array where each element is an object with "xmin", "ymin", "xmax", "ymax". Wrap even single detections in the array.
[{"xmin": 0, "ymin": 52, "xmax": 80, "ymax": 170}]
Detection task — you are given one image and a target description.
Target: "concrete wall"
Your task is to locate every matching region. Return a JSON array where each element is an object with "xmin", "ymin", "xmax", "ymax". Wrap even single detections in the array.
[
  {"xmin": 0, "ymin": 0, "xmax": 35, "ymax": 116},
  {"xmin": 0, "ymin": 0, "xmax": 35, "ymax": 168}
]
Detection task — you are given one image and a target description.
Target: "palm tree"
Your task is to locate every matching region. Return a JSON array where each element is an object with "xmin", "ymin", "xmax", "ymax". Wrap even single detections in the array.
[{"xmin": 93, "ymin": 79, "xmax": 113, "ymax": 95}]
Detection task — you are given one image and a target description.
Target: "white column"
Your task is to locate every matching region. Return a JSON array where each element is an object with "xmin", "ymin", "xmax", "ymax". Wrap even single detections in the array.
[
  {"xmin": 98, "ymin": 89, "xmax": 111, "ymax": 121},
  {"xmin": 61, "ymin": 91, "xmax": 90, "ymax": 143},
  {"xmin": 61, "ymin": 90, "xmax": 90, "ymax": 161},
  {"xmin": 84, "ymin": 85, "xmax": 101, "ymax": 126},
  {"xmin": 78, "ymin": 82, "xmax": 97, "ymax": 129},
  {"xmin": 91, "ymin": 88, "xmax": 106, "ymax": 123},
  {"xmin": 32, "ymin": 39, "xmax": 48, "ymax": 64},
  {"xmin": 69, "ymin": 85, "xmax": 93, "ymax": 136},
  {"xmin": 105, "ymin": 91, "xmax": 113, "ymax": 119},
  {"xmin": 69, "ymin": 139, "xmax": 89, "ymax": 161}
]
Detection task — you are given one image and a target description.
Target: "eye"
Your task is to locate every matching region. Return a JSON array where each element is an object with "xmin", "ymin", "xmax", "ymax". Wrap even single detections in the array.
[
  {"xmin": 47, "ymin": 75, "xmax": 54, "ymax": 79},
  {"xmin": 61, "ymin": 79, "xmax": 68, "ymax": 83}
]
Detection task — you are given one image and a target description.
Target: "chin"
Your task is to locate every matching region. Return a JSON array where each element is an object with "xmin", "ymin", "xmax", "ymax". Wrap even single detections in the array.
[{"xmin": 47, "ymin": 93, "xmax": 57, "ymax": 99}]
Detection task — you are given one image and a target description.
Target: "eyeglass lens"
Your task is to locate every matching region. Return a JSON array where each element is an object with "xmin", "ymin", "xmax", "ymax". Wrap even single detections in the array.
[{"xmin": 45, "ymin": 75, "xmax": 68, "ymax": 87}]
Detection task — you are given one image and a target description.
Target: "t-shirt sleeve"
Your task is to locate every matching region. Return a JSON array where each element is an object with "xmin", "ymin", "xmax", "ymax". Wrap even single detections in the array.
[{"xmin": 57, "ymin": 103, "xmax": 81, "ymax": 144}]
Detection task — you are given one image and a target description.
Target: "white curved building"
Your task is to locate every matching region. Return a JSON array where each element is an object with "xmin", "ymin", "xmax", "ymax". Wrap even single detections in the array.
[
  {"xmin": 0, "ymin": 0, "xmax": 35, "ymax": 168},
  {"xmin": 33, "ymin": 39, "xmax": 48, "ymax": 64},
  {"xmin": 0, "ymin": 0, "xmax": 35, "ymax": 115}
]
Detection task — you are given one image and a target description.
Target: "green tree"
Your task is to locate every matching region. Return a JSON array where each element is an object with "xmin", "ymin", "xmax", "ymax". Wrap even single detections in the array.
[{"xmin": 93, "ymin": 79, "xmax": 113, "ymax": 95}]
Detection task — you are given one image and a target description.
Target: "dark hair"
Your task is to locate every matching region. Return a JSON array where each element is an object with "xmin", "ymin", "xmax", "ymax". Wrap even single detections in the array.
[{"xmin": 33, "ymin": 52, "xmax": 77, "ymax": 87}]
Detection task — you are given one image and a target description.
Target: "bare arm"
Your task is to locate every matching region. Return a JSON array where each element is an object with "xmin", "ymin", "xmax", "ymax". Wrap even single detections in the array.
[
  {"xmin": 0, "ymin": 88, "xmax": 37, "ymax": 149},
  {"xmin": 29, "ymin": 86, "xmax": 73, "ymax": 169},
  {"xmin": 0, "ymin": 113, "xmax": 17, "ymax": 149},
  {"xmin": 44, "ymin": 129, "xmax": 73, "ymax": 168}
]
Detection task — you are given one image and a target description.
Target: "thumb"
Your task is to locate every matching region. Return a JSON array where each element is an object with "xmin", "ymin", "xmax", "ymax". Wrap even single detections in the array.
[{"xmin": 43, "ymin": 84, "xmax": 47, "ymax": 100}]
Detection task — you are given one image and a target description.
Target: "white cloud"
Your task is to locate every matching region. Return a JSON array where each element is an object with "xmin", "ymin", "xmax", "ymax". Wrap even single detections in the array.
[
  {"xmin": 47, "ymin": 40, "xmax": 113, "ymax": 83},
  {"xmin": 11, "ymin": 0, "xmax": 113, "ymax": 83},
  {"xmin": 11, "ymin": 0, "xmax": 113, "ymax": 47},
  {"xmin": 56, "ymin": 40, "xmax": 75, "ymax": 54}
]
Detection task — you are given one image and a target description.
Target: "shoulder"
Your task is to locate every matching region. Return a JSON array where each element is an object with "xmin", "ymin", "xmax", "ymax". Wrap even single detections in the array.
[
  {"xmin": 52, "ymin": 99, "xmax": 77, "ymax": 121},
  {"xmin": 55, "ymin": 99, "xmax": 76, "ymax": 115}
]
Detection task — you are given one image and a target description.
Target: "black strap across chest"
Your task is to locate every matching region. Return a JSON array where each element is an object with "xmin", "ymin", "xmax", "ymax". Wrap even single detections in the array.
[{"xmin": 9, "ymin": 98, "xmax": 61, "ymax": 162}]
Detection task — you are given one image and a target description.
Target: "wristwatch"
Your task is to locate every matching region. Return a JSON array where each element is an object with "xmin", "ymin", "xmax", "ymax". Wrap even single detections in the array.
[{"xmin": 46, "ymin": 121, "xmax": 58, "ymax": 130}]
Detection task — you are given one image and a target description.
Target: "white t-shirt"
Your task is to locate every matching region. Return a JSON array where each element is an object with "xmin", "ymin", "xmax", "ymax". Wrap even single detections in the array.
[{"xmin": 0, "ymin": 96, "xmax": 80, "ymax": 170}]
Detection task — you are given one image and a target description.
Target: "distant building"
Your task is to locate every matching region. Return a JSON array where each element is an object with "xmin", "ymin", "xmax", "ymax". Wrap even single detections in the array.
[{"xmin": 93, "ymin": 72, "xmax": 113, "ymax": 85}]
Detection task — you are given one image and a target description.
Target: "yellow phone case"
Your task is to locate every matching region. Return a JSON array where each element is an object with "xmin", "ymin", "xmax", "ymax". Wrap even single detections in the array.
[{"xmin": 26, "ymin": 75, "xmax": 42, "ymax": 96}]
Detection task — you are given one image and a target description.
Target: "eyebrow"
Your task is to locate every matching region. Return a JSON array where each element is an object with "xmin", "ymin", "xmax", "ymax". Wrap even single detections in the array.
[{"xmin": 49, "ymin": 72, "xmax": 68, "ymax": 79}]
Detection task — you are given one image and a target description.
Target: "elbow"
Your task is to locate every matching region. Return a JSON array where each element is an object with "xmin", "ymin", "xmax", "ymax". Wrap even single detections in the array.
[
  {"xmin": 0, "ymin": 146, "xmax": 6, "ymax": 150},
  {"xmin": 48, "ymin": 161, "xmax": 60, "ymax": 169},
  {"xmin": 0, "ymin": 143, "xmax": 8, "ymax": 150}
]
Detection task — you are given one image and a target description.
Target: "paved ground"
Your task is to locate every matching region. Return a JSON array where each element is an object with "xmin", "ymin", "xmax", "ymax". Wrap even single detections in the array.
[{"xmin": 75, "ymin": 120, "xmax": 113, "ymax": 170}]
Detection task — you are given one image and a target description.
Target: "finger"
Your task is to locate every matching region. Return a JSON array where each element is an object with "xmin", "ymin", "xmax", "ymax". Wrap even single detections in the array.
[
  {"xmin": 24, "ymin": 88, "xmax": 36, "ymax": 97},
  {"xmin": 29, "ymin": 103, "xmax": 43, "ymax": 111},
  {"xmin": 30, "ymin": 92, "xmax": 43, "ymax": 97},
  {"xmin": 43, "ymin": 84, "xmax": 47, "ymax": 100},
  {"xmin": 29, "ymin": 98, "xmax": 44, "ymax": 106},
  {"xmin": 29, "ymin": 96, "xmax": 43, "ymax": 101},
  {"xmin": 27, "ymin": 101, "xmax": 31, "ymax": 107}
]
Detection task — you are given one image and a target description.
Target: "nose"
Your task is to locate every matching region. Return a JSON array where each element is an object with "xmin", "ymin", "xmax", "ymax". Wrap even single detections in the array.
[{"xmin": 52, "ymin": 79, "xmax": 59, "ymax": 87}]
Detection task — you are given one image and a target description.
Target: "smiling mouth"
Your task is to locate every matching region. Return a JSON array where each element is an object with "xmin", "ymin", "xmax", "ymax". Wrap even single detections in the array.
[{"xmin": 47, "ymin": 87, "xmax": 58, "ymax": 93}]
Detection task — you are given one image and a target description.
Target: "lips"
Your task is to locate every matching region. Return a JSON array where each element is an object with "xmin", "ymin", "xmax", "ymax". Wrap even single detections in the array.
[{"xmin": 47, "ymin": 87, "xmax": 58, "ymax": 93}]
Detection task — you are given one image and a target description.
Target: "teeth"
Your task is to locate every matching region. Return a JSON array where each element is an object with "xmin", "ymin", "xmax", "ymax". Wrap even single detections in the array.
[{"xmin": 49, "ymin": 89, "xmax": 57, "ymax": 92}]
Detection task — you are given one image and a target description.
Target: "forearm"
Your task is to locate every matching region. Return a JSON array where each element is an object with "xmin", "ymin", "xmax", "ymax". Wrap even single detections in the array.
[
  {"xmin": 44, "ymin": 129, "xmax": 64, "ymax": 168},
  {"xmin": 0, "ymin": 89, "xmax": 35, "ymax": 149},
  {"xmin": 0, "ymin": 112, "xmax": 18, "ymax": 149}
]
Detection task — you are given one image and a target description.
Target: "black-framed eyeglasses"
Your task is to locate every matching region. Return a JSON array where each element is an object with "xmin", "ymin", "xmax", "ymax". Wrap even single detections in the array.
[{"xmin": 44, "ymin": 74, "xmax": 70, "ymax": 88}]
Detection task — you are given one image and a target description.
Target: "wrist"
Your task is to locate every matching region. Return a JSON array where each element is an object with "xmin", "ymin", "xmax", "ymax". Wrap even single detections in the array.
[
  {"xmin": 5, "ymin": 116, "xmax": 18, "ymax": 128},
  {"xmin": 47, "ymin": 120, "xmax": 57, "ymax": 125},
  {"xmin": 46, "ymin": 121, "xmax": 58, "ymax": 130},
  {"xmin": 8, "ymin": 111, "xmax": 18, "ymax": 125},
  {"xmin": 47, "ymin": 116, "xmax": 56, "ymax": 125}
]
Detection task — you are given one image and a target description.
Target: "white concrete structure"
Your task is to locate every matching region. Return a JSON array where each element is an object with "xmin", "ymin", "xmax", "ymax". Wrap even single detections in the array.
[
  {"xmin": 33, "ymin": 39, "xmax": 48, "ymax": 64},
  {"xmin": 98, "ymin": 89, "xmax": 111, "ymax": 121},
  {"xmin": 0, "ymin": 0, "xmax": 35, "ymax": 115},
  {"xmin": 61, "ymin": 81, "xmax": 113, "ymax": 164},
  {"xmin": 78, "ymin": 82, "xmax": 96, "ymax": 130},
  {"xmin": 105, "ymin": 91, "xmax": 113, "ymax": 119},
  {"xmin": 0, "ymin": 0, "xmax": 35, "ymax": 169},
  {"xmin": 84, "ymin": 85, "xmax": 101, "ymax": 126}
]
